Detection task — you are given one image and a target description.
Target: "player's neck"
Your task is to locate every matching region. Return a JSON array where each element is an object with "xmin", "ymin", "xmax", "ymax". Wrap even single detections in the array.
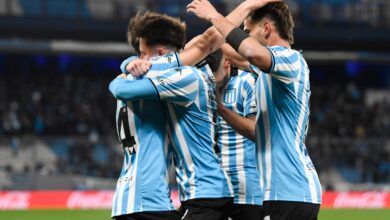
[{"xmin": 267, "ymin": 35, "xmax": 291, "ymax": 49}]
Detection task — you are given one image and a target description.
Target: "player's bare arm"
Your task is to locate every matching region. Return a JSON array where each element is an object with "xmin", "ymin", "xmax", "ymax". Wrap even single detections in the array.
[
  {"xmin": 121, "ymin": 29, "xmax": 222, "ymax": 77},
  {"xmin": 124, "ymin": 1, "xmax": 277, "ymax": 76},
  {"xmin": 187, "ymin": 0, "xmax": 279, "ymax": 72},
  {"xmin": 221, "ymin": 43, "xmax": 251, "ymax": 72}
]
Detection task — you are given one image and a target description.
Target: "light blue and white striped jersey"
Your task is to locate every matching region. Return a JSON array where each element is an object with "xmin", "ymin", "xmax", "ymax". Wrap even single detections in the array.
[
  {"xmin": 255, "ymin": 46, "xmax": 322, "ymax": 204},
  {"xmin": 111, "ymin": 53, "xmax": 181, "ymax": 217},
  {"xmin": 217, "ymin": 68, "xmax": 262, "ymax": 205},
  {"xmin": 149, "ymin": 65, "xmax": 233, "ymax": 202}
]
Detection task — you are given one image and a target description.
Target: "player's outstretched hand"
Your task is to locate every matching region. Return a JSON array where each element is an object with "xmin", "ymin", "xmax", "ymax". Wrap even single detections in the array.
[
  {"xmin": 187, "ymin": 0, "xmax": 220, "ymax": 22},
  {"xmin": 126, "ymin": 59, "xmax": 151, "ymax": 77},
  {"xmin": 245, "ymin": 0, "xmax": 282, "ymax": 11}
]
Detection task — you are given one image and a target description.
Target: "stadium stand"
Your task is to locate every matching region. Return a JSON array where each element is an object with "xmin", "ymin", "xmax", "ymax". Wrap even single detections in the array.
[{"xmin": 0, "ymin": 52, "xmax": 389, "ymax": 191}]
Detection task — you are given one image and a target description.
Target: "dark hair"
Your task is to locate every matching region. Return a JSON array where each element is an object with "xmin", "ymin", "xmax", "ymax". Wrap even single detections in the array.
[
  {"xmin": 205, "ymin": 49, "xmax": 223, "ymax": 72},
  {"xmin": 248, "ymin": 2, "xmax": 294, "ymax": 44},
  {"xmin": 127, "ymin": 31, "xmax": 140, "ymax": 54},
  {"xmin": 127, "ymin": 11, "xmax": 186, "ymax": 52}
]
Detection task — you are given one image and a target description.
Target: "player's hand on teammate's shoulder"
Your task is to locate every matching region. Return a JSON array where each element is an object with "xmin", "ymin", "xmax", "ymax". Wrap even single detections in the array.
[
  {"xmin": 126, "ymin": 59, "xmax": 151, "ymax": 77},
  {"xmin": 186, "ymin": 0, "xmax": 220, "ymax": 22}
]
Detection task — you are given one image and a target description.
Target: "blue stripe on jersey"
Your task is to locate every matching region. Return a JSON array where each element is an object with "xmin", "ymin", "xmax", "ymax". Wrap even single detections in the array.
[
  {"xmin": 255, "ymin": 46, "xmax": 322, "ymax": 204},
  {"xmin": 151, "ymin": 65, "xmax": 233, "ymax": 201},
  {"xmin": 218, "ymin": 70, "xmax": 261, "ymax": 205}
]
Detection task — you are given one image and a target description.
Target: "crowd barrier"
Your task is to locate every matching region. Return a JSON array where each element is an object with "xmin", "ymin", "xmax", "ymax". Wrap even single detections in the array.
[{"xmin": 0, "ymin": 191, "xmax": 389, "ymax": 210}]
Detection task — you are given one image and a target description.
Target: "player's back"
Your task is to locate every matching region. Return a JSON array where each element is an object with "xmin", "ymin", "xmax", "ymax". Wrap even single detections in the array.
[
  {"xmin": 150, "ymin": 64, "xmax": 233, "ymax": 201},
  {"xmin": 255, "ymin": 46, "xmax": 322, "ymax": 204},
  {"xmin": 111, "ymin": 56, "xmax": 178, "ymax": 217},
  {"xmin": 218, "ymin": 69, "xmax": 262, "ymax": 205}
]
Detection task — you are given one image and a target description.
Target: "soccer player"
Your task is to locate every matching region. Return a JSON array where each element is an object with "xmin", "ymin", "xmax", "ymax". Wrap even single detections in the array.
[
  {"xmin": 206, "ymin": 48, "xmax": 262, "ymax": 219},
  {"xmin": 110, "ymin": 13, "xmax": 187, "ymax": 220},
  {"xmin": 111, "ymin": 12, "xmax": 234, "ymax": 220},
  {"xmin": 188, "ymin": 0, "xmax": 322, "ymax": 219},
  {"xmin": 111, "ymin": 12, "xmax": 226, "ymax": 220}
]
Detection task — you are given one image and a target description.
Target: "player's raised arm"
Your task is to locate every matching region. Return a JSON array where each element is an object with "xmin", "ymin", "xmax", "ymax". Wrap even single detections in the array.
[
  {"xmin": 221, "ymin": 43, "xmax": 251, "ymax": 72},
  {"xmin": 187, "ymin": 0, "xmax": 280, "ymax": 72},
  {"xmin": 179, "ymin": 27, "xmax": 224, "ymax": 66},
  {"xmin": 109, "ymin": 74, "xmax": 158, "ymax": 101},
  {"xmin": 180, "ymin": 1, "xmax": 280, "ymax": 67}
]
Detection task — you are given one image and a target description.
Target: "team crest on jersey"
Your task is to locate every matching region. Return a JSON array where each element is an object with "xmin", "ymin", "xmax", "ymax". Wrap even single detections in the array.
[{"xmin": 224, "ymin": 89, "xmax": 237, "ymax": 104}]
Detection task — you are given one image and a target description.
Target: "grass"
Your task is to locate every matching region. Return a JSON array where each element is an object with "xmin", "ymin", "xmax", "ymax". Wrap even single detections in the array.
[
  {"xmin": 0, "ymin": 209, "xmax": 112, "ymax": 220},
  {"xmin": 0, "ymin": 209, "xmax": 389, "ymax": 220},
  {"xmin": 319, "ymin": 208, "xmax": 390, "ymax": 220}
]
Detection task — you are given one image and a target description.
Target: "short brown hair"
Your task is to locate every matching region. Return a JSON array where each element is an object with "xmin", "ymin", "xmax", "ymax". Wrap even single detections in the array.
[
  {"xmin": 248, "ymin": 2, "xmax": 294, "ymax": 44},
  {"xmin": 127, "ymin": 11, "xmax": 186, "ymax": 52}
]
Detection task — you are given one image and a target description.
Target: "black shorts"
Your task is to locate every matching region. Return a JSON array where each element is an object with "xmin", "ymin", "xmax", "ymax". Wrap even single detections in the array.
[
  {"xmin": 114, "ymin": 210, "xmax": 180, "ymax": 220},
  {"xmin": 227, "ymin": 204, "xmax": 262, "ymax": 220},
  {"xmin": 180, "ymin": 197, "xmax": 234, "ymax": 220},
  {"xmin": 262, "ymin": 201, "xmax": 320, "ymax": 220}
]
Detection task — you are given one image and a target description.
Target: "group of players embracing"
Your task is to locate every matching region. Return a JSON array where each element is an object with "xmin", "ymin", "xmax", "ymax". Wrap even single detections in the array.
[{"xmin": 109, "ymin": 1, "xmax": 322, "ymax": 220}]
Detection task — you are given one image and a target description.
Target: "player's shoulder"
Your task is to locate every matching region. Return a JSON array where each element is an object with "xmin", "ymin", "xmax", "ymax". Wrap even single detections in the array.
[
  {"xmin": 268, "ymin": 46, "xmax": 301, "ymax": 59},
  {"xmin": 176, "ymin": 65, "xmax": 201, "ymax": 75},
  {"xmin": 160, "ymin": 66, "xmax": 199, "ymax": 81},
  {"xmin": 237, "ymin": 68, "xmax": 257, "ymax": 85}
]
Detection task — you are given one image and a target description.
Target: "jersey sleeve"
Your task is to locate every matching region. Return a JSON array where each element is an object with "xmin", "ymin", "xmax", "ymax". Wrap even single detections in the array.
[
  {"xmin": 267, "ymin": 47, "xmax": 302, "ymax": 84},
  {"xmin": 109, "ymin": 76, "xmax": 159, "ymax": 101},
  {"xmin": 249, "ymin": 64, "xmax": 262, "ymax": 75},
  {"xmin": 240, "ymin": 73, "xmax": 257, "ymax": 117},
  {"xmin": 149, "ymin": 67, "xmax": 199, "ymax": 106}
]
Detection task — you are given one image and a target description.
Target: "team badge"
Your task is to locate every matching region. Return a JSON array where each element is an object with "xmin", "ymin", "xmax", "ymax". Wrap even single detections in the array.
[{"xmin": 224, "ymin": 89, "xmax": 237, "ymax": 104}]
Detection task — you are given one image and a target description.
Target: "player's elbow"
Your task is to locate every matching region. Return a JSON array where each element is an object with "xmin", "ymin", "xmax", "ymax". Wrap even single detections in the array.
[
  {"xmin": 199, "ymin": 29, "xmax": 223, "ymax": 53},
  {"xmin": 241, "ymin": 46, "xmax": 259, "ymax": 63},
  {"xmin": 109, "ymin": 82, "xmax": 119, "ymax": 99},
  {"xmin": 244, "ymin": 118, "xmax": 256, "ymax": 141},
  {"xmin": 109, "ymin": 80, "xmax": 126, "ymax": 100},
  {"xmin": 241, "ymin": 47, "xmax": 271, "ymax": 72},
  {"xmin": 247, "ymin": 129, "xmax": 256, "ymax": 142}
]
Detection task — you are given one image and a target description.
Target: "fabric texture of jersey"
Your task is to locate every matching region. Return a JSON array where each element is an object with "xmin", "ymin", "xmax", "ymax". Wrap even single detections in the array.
[
  {"xmin": 217, "ymin": 68, "xmax": 262, "ymax": 205},
  {"xmin": 255, "ymin": 46, "xmax": 322, "ymax": 204},
  {"xmin": 111, "ymin": 52, "xmax": 181, "ymax": 217},
  {"xmin": 148, "ymin": 64, "xmax": 233, "ymax": 202}
]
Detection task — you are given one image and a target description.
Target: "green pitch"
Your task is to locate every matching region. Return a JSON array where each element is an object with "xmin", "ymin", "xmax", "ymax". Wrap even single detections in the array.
[
  {"xmin": 319, "ymin": 209, "xmax": 390, "ymax": 220},
  {"xmin": 0, "ymin": 209, "xmax": 111, "ymax": 220},
  {"xmin": 0, "ymin": 209, "xmax": 389, "ymax": 220}
]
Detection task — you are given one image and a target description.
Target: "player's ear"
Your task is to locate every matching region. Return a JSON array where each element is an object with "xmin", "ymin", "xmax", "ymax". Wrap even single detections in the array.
[
  {"xmin": 157, "ymin": 47, "xmax": 165, "ymax": 56},
  {"xmin": 223, "ymin": 60, "xmax": 231, "ymax": 73},
  {"xmin": 263, "ymin": 21, "xmax": 271, "ymax": 39}
]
